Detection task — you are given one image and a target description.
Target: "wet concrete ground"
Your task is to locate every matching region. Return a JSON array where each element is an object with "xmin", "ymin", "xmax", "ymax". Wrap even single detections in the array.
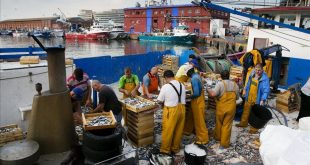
[{"xmin": 35, "ymin": 83, "xmax": 299, "ymax": 164}]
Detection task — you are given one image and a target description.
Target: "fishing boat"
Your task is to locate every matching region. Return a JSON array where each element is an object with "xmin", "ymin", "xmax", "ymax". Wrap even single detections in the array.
[
  {"xmin": 0, "ymin": 29, "xmax": 13, "ymax": 35},
  {"xmin": 138, "ymin": 25, "xmax": 196, "ymax": 43},
  {"xmin": 109, "ymin": 24, "xmax": 128, "ymax": 40},
  {"xmin": 51, "ymin": 29, "xmax": 65, "ymax": 37},
  {"xmin": 12, "ymin": 30, "xmax": 29, "ymax": 37},
  {"xmin": 65, "ymin": 24, "xmax": 110, "ymax": 40}
]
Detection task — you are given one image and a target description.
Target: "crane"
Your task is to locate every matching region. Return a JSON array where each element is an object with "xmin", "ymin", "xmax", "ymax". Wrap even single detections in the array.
[{"xmin": 56, "ymin": 8, "xmax": 71, "ymax": 27}]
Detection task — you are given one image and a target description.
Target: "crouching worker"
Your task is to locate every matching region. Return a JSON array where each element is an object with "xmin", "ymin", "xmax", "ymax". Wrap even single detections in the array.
[
  {"xmin": 206, "ymin": 70, "xmax": 239, "ymax": 148},
  {"xmin": 67, "ymin": 68, "xmax": 91, "ymax": 124},
  {"xmin": 91, "ymin": 80, "xmax": 122, "ymax": 123},
  {"xmin": 152, "ymin": 70, "xmax": 185, "ymax": 163}
]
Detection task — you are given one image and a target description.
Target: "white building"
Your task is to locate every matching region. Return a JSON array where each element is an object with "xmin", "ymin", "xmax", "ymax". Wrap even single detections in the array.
[
  {"xmin": 248, "ymin": 7, "xmax": 310, "ymax": 87},
  {"xmin": 78, "ymin": 9, "xmax": 93, "ymax": 20},
  {"xmin": 93, "ymin": 9, "xmax": 124, "ymax": 25}
]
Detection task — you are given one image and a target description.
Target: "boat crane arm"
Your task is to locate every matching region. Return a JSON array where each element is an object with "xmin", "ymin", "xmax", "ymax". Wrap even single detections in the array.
[{"xmin": 193, "ymin": 0, "xmax": 310, "ymax": 35}]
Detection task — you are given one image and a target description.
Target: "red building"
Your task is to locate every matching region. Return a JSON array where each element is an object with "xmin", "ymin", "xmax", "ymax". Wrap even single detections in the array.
[{"xmin": 124, "ymin": 4, "xmax": 230, "ymax": 34}]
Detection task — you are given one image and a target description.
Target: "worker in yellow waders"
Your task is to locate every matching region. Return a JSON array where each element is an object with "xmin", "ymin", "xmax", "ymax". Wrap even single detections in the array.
[
  {"xmin": 206, "ymin": 70, "xmax": 239, "ymax": 148},
  {"xmin": 118, "ymin": 67, "xmax": 140, "ymax": 98},
  {"xmin": 175, "ymin": 54, "xmax": 196, "ymax": 83},
  {"xmin": 236, "ymin": 63, "xmax": 270, "ymax": 133},
  {"xmin": 155, "ymin": 70, "xmax": 186, "ymax": 161},
  {"xmin": 185, "ymin": 68, "xmax": 209, "ymax": 144}
]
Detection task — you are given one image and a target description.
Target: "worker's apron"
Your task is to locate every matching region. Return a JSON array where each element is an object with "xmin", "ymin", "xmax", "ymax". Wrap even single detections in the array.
[
  {"xmin": 190, "ymin": 89, "xmax": 209, "ymax": 144},
  {"xmin": 215, "ymin": 81, "xmax": 237, "ymax": 148},
  {"xmin": 240, "ymin": 77, "xmax": 258, "ymax": 126},
  {"xmin": 142, "ymin": 73, "xmax": 159, "ymax": 95},
  {"xmin": 160, "ymin": 82, "xmax": 185, "ymax": 154}
]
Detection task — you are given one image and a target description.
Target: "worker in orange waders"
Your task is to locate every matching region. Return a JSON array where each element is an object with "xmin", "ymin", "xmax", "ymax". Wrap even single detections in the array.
[
  {"xmin": 206, "ymin": 70, "xmax": 239, "ymax": 148},
  {"xmin": 185, "ymin": 68, "xmax": 209, "ymax": 145},
  {"xmin": 118, "ymin": 67, "xmax": 140, "ymax": 98},
  {"xmin": 151, "ymin": 70, "xmax": 186, "ymax": 164},
  {"xmin": 142, "ymin": 66, "xmax": 160, "ymax": 99},
  {"xmin": 236, "ymin": 63, "xmax": 270, "ymax": 133}
]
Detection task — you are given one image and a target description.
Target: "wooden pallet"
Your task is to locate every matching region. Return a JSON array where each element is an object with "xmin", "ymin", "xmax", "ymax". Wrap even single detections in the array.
[
  {"xmin": 0, "ymin": 124, "xmax": 24, "ymax": 146},
  {"xmin": 126, "ymin": 109, "xmax": 154, "ymax": 147},
  {"xmin": 82, "ymin": 111, "xmax": 116, "ymax": 131},
  {"xmin": 276, "ymin": 90, "xmax": 300, "ymax": 113}
]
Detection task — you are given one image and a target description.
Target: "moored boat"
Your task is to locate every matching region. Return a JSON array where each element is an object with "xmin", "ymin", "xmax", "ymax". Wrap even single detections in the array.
[
  {"xmin": 138, "ymin": 25, "xmax": 196, "ymax": 43},
  {"xmin": 109, "ymin": 24, "xmax": 128, "ymax": 40},
  {"xmin": 65, "ymin": 25, "xmax": 109, "ymax": 40},
  {"xmin": 12, "ymin": 30, "xmax": 29, "ymax": 37}
]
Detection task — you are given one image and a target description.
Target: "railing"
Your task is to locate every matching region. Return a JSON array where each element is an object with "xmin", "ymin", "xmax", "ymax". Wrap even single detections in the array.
[{"xmin": 0, "ymin": 46, "xmax": 46, "ymax": 60}]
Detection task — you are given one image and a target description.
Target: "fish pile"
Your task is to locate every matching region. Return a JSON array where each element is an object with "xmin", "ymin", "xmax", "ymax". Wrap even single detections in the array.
[
  {"xmin": 123, "ymin": 98, "xmax": 156, "ymax": 109},
  {"xmin": 0, "ymin": 127, "xmax": 18, "ymax": 134},
  {"xmin": 81, "ymin": 106, "xmax": 93, "ymax": 114},
  {"xmin": 75, "ymin": 125, "xmax": 83, "ymax": 137},
  {"xmin": 87, "ymin": 116, "xmax": 112, "ymax": 126}
]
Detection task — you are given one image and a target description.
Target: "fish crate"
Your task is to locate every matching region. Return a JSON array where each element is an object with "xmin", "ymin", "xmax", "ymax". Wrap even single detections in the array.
[
  {"xmin": 230, "ymin": 66, "xmax": 243, "ymax": 81},
  {"xmin": 126, "ymin": 109, "xmax": 154, "ymax": 147},
  {"xmin": 82, "ymin": 111, "xmax": 116, "ymax": 131},
  {"xmin": 0, "ymin": 124, "xmax": 24, "ymax": 146},
  {"xmin": 121, "ymin": 96, "xmax": 158, "ymax": 113},
  {"xmin": 276, "ymin": 90, "xmax": 299, "ymax": 113}
]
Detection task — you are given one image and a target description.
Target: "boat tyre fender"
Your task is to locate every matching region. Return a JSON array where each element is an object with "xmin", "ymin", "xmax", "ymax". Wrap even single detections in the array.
[
  {"xmin": 83, "ymin": 131, "xmax": 122, "ymax": 151},
  {"xmin": 82, "ymin": 145, "xmax": 121, "ymax": 163}
]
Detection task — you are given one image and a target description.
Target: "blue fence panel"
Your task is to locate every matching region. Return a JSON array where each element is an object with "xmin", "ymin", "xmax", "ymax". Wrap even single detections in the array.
[
  {"xmin": 74, "ymin": 50, "xmax": 171, "ymax": 84},
  {"xmin": 179, "ymin": 50, "xmax": 194, "ymax": 66},
  {"xmin": 146, "ymin": 9, "xmax": 152, "ymax": 33},
  {"xmin": 286, "ymin": 58, "xmax": 310, "ymax": 87},
  {"xmin": 0, "ymin": 47, "xmax": 46, "ymax": 59},
  {"xmin": 74, "ymin": 56, "xmax": 113, "ymax": 83},
  {"xmin": 171, "ymin": 8, "xmax": 179, "ymax": 28}
]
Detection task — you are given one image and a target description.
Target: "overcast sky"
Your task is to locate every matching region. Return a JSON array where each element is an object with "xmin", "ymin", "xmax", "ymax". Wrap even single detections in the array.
[
  {"xmin": 0, "ymin": 0, "xmax": 187, "ymax": 20},
  {"xmin": 0, "ymin": 0, "xmax": 278, "ymax": 22}
]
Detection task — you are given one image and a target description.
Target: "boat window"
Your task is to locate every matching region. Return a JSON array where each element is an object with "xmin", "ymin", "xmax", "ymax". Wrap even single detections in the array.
[
  {"xmin": 279, "ymin": 14, "xmax": 296, "ymax": 28},
  {"xmin": 300, "ymin": 14, "xmax": 310, "ymax": 30},
  {"xmin": 258, "ymin": 14, "xmax": 275, "ymax": 29}
]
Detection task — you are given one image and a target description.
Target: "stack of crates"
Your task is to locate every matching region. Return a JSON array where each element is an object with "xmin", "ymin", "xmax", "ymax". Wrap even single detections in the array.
[{"xmin": 158, "ymin": 55, "xmax": 179, "ymax": 86}]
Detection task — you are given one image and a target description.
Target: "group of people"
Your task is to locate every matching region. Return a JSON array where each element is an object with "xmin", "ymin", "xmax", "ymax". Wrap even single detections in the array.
[{"xmin": 66, "ymin": 54, "xmax": 271, "ymax": 160}]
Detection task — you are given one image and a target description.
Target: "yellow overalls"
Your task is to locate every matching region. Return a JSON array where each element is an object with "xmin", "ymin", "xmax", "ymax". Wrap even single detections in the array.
[
  {"xmin": 123, "ymin": 80, "xmax": 136, "ymax": 98},
  {"xmin": 239, "ymin": 77, "xmax": 258, "ymax": 127},
  {"xmin": 190, "ymin": 90, "xmax": 209, "ymax": 144},
  {"xmin": 215, "ymin": 81, "xmax": 237, "ymax": 148},
  {"xmin": 160, "ymin": 83, "xmax": 185, "ymax": 154}
]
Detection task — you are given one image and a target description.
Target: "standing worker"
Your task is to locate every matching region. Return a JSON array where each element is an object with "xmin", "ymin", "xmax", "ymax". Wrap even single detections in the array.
[
  {"xmin": 236, "ymin": 63, "xmax": 270, "ymax": 133},
  {"xmin": 118, "ymin": 67, "xmax": 140, "ymax": 98},
  {"xmin": 91, "ymin": 80, "xmax": 122, "ymax": 123},
  {"xmin": 152, "ymin": 70, "xmax": 186, "ymax": 163},
  {"xmin": 206, "ymin": 70, "xmax": 239, "ymax": 148},
  {"xmin": 186, "ymin": 68, "xmax": 209, "ymax": 145},
  {"xmin": 142, "ymin": 66, "xmax": 160, "ymax": 99}
]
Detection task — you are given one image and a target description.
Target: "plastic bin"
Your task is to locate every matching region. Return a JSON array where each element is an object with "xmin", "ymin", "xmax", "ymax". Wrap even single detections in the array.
[{"xmin": 249, "ymin": 104, "xmax": 272, "ymax": 129}]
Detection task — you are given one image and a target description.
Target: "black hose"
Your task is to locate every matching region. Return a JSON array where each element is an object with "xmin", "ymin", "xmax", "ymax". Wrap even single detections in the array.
[{"xmin": 265, "ymin": 105, "xmax": 288, "ymax": 127}]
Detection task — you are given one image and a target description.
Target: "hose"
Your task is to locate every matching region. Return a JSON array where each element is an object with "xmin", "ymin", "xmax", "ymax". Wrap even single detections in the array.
[{"xmin": 265, "ymin": 104, "xmax": 288, "ymax": 127}]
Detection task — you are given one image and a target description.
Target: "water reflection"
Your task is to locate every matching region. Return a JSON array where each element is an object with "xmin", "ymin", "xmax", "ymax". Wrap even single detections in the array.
[{"xmin": 0, "ymin": 35, "xmax": 208, "ymax": 57}]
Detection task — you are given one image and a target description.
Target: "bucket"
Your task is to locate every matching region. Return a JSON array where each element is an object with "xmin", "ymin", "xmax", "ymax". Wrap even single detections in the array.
[
  {"xmin": 184, "ymin": 144, "xmax": 206, "ymax": 165},
  {"xmin": 184, "ymin": 151, "xmax": 205, "ymax": 165},
  {"xmin": 249, "ymin": 104, "xmax": 272, "ymax": 129}
]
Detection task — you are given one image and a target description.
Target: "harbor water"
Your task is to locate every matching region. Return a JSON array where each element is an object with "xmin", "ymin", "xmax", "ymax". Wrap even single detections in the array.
[{"xmin": 0, "ymin": 36, "xmax": 208, "ymax": 58}]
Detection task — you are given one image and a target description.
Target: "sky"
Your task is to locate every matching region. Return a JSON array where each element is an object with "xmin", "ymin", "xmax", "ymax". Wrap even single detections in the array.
[
  {"xmin": 0, "ymin": 0, "xmax": 279, "ymax": 25},
  {"xmin": 0, "ymin": 0, "xmax": 187, "ymax": 20}
]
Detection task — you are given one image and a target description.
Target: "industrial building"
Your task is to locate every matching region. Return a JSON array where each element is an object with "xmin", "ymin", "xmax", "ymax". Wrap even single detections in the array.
[
  {"xmin": 94, "ymin": 9, "xmax": 124, "ymax": 25},
  {"xmin": 124, "ymin": 4, "xmax": 230, "ymax": 34}
]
